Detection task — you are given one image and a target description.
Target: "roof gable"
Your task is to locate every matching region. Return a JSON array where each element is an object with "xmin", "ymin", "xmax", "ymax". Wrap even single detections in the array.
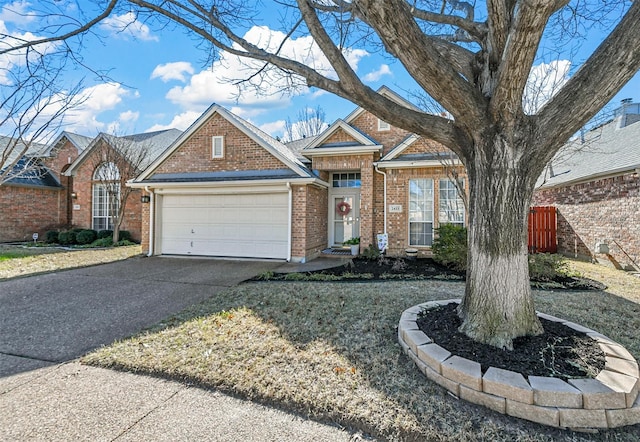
[
  {"xmin": 64, "ymin": 129, "xmax": 182, "ymax": 176},
  {"xmin": 302, "ymin": 119, "xmax": 380, "ymax": 154},
  {"xmin": 41, "ymin": 131, "xmax": 92, "ymax": 158},
  {"xmin": 137, "ymin": 104, "xmax": 311, "ymax": 181},
  {"xmin": 344, "ymin": 86, "xmax": 421, "ymax": 124}
]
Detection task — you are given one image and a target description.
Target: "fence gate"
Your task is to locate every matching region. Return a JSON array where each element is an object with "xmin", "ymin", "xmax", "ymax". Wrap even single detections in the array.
[{"xmin": 528, "ymin": 206, "xmax": 557, "ymax": 254}]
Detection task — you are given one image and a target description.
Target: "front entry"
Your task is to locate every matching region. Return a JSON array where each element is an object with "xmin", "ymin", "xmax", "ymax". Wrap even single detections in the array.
[{"xmin": 328, "ymin": 172, "xmax": 361, "ymax": 246}]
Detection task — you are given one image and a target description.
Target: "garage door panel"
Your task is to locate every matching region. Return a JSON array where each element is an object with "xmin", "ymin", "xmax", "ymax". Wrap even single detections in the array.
[{"xmin": 160, "ymin": 192, "xmax": 289, "ymax": 259}]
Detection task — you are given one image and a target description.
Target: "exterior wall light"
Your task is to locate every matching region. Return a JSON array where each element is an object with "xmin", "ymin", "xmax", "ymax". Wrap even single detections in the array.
[
  {"xmin": 70, "ymin": 192, "xmax": 77, "ymax": 199},
  {"xmin": 141, "ymin": 195, "xmax": 151, "ymax": 203}
]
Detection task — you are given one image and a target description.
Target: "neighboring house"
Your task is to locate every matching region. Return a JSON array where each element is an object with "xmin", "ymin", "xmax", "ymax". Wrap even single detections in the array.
[
  {"xmin": 131, "ymin": 87, "xmax": 466, "ymax": 262},
  {"xmin": 63, "ymin": 129, "xmax": 182, "ymax": 241},
  {"xmin": 0, "ymin": 132, "xmax": 89, "ymax": 242},
  {"xmin": 533, "ymin": 100, "xmax": 640, "ymax": 270}
]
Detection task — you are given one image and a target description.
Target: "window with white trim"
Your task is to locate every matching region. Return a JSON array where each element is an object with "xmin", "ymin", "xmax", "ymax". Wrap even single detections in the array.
[
  {"xmin": 377, "ymin": 118, "xmax": 390, "ymax": 131},
  {"xmin": 92, "ymin": 162, "xmax": 120, "ymax": 231},
  {"xmin": 409, "ymin": 179, "xmax": 434, "ymax": 246},
  {"xmin": 438, "ymin": 179, "xmax": 465, "ymax": 226},
  {"xmin": 212, "ymin": 136, "xmax": 224, "ymax": 158}
]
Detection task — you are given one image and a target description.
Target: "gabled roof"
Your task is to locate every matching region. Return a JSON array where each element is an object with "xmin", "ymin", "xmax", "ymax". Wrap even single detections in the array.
[
  {"xmin": 343, "ymin": 86, "xmax": 421, "ymax": 124},
  {"xmin": 136, "ymin": 104, "xmax": 312, "ymax": 182},
  {"xmin": 301, "ymin": 119, "xmax": 382, "ymax": 156},
  {"xmin": 39, "ymin": 131, "xmax": 92, "ymax": 157},
  {"xmin": 65, "ymin": 129, "xmax": 182, "ymax": 176},
  {"xmin": 2, "ymin": 157, "xmax": 61, "ymax": 188},
  {"xmin": 0, "ymin": 135, "xmax": 47, "ymax": 166},
  {"xmin": 376, "ymin": 134, "xmax": 459, "ymax": 168},
  {"xmin": 539, "ymin": 118, "xmax": 640, "ymax": 188}
]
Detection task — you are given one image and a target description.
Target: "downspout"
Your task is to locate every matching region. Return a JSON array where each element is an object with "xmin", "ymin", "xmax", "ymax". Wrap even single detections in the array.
[
  {"xmin": 287, "ymin": 182, "xmax": 292, "ymax": 262},
  {"xmin": 374, "ymin": 164, "xmax": 387, "ymax": 234},
  {"xmin": 145, "ymin": 186, "xmax": 154, "ymax": 257}
]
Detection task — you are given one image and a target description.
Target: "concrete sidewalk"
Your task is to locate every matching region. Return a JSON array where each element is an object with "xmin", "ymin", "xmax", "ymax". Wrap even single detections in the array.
[{"xmin": 0, "ymin": 362, "xmax": 360, "ymax": 441}]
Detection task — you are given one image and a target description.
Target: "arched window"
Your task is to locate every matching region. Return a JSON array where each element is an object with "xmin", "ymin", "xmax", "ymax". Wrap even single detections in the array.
[
  {"xmin": 92, "ymin": 162, "xmax": 120, "ymax": 231},
  {"xmin": 93, "ymin": 162, "xmax": 120, "ymax": 181}
]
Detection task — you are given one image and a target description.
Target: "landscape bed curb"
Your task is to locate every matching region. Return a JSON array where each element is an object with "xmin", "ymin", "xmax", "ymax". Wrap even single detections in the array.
[{"xmin": 398, "ymin": 299, "xmax": 640, "ymax": 430}]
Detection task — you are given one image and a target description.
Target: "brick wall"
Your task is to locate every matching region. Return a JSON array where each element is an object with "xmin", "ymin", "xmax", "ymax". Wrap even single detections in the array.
[
  {"xmin": 350, "ymin": 112, "xmax": 411, "ymax": 154},
  {"xmin": 70, "ymin": 141, "xmax": 143, "ymax": 241},
  {"xmin": 379, "ymin": 166, "xmax": 466, "ymax": 257},
  {"xmin": 533, "ymin": 172, "xmax": 640, "ymax": 269},
  {"xmin": 0, "ymin": 185, "xmax": 64, "ymax": 242},
  {"xmin": 290, "ymin": 184, "xmax": 328, "ymax": 261},
  {"xmin": 323, "ymin": 129, "xmax": 359, "ymax": 145},
  {"xmin": 154, "ymin": 113, "xmax": 288, "ymax": 174}
]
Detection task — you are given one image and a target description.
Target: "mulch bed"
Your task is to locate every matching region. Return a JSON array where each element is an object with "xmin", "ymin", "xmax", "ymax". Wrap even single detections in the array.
[
  {"xmin": 270, "ymin": 257, "xmax": 606, "ymax": 290},
  {"xmin": 417, "ymin": 303, "xmax": 606, "ymax": 381}
]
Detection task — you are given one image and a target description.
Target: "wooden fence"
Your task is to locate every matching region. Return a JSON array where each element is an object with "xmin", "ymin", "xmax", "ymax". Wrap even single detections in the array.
[{"xmin": 528, "ymin": 206, "xmax": 557, "ymax": 254}]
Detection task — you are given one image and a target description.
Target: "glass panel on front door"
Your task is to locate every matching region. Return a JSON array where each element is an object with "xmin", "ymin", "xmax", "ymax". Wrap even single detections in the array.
[{"xmin": 333, "ymin": 195, "xmax": 359, "ymax": 245}]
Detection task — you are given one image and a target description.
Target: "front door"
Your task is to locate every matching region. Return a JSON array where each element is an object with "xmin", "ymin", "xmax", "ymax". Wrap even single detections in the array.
[{"xmin": 330, "ymin": 193, "xmax": 360, "ymax": 246}]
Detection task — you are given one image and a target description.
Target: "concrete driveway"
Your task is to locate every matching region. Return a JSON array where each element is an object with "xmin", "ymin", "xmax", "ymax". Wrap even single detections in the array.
[
  {"xmin": 0, "ymin": 256, "xmax": 362, "ymax": 441},
  {"xmin": 0, "ymin": 256, "xmax": 280, "ymax": 377}
]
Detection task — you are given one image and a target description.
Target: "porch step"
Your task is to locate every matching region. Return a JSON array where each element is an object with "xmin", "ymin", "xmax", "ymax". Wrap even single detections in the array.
[{"xmin": 321, "ymin": 248, "xmax": 355, "ymax": 258}]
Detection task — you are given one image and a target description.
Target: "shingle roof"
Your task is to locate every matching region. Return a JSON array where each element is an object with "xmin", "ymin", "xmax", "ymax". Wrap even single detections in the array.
[
  {"xmin": 539, "ymin": 118, "xmax": 640, "ymax": 188},
  {"xmin": 2, "ymin": 157, "xmax": 61, "ymax": 188},
  {"xmin": 67, "ymin": 129, "xmax": 183, "ymax": 176},
  {"xmin": 145, "ymin": 169, "xmax": 303, "ymax": 183},
  {"xmin": 0, "ymin": 135, "xmax": 46, "ymax": 166},
  {"xmin": 123, "ymin": 129, "xmax": 182, "ymax": 169}
]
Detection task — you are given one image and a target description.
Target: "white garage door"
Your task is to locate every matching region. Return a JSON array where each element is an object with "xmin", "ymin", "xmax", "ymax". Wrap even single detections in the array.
[{"xmin": 159, "ymin": 192, "xmax": 289, "ymax": 259}]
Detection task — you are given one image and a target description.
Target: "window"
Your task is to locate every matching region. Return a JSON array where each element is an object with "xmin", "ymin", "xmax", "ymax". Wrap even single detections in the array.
[
  {"xmin": 378, "ymin": 119, "xmax": 390, "ymax": 131},
  {"xmin": 92, "ymin": 162, "xmax": 120, "ymax": 231},
  {"xmin": 212, "ymin": 136, "xmax": 224, "ymax": 158},
  {"xmin": 409, "ymin": 179, "xmax": 433, "ymax": 246},
  {"xmin": 332, "ymin": 172, "xmax": 361, "ymax": 188},
  {"xmin": 438, "ymin": 179, "xmax": 465, "ymax": 225}
]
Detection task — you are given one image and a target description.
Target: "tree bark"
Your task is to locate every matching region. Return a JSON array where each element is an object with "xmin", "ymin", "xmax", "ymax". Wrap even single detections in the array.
[{"xmin": 458, "ymin": 132, "xmax": 543, "ymax": 350}]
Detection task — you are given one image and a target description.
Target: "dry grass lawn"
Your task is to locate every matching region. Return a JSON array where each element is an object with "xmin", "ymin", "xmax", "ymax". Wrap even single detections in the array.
[
  {"xmin": 83, "ymin": 259, "xmax": 640, "ymax": 442},
  {"xmin": 0, "ymin": 245, "xmax": 142, "ymax": 279}
]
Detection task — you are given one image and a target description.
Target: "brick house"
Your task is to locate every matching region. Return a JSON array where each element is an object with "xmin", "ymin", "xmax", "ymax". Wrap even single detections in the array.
[
  {"xmin": 63, "ymin": 129, "xmax": 181, "ymax": 241},
  {"xmin": 533, "ymin": 100, "xmax": 640, "ymax": 270},
  {"xmin": 0, "ymin": 132, "xmax": 90, "ymax": 242},
  {"xmin": 131, "ymin": 87, "xmax": 466, "ymax": 262}
]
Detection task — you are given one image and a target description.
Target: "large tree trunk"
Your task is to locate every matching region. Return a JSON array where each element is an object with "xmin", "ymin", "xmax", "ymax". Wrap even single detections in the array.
[{"xmin": 457, "ymin": 133, "xmax": 543, "ymax": 350}]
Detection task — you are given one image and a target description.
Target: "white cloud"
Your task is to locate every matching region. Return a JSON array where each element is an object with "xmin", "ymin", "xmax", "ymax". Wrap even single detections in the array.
[
  {"xmin": 0, "ymin": 1, "xmax": 35, "ymax": 24},
  {"xmin": 524, "ymin": 60, "xmax": 571, "ymax": 114},
  {"xmin": 62, "ymin": 82, "xmax": 130, "ymax": 132},
  {"xmin": 259, "ymin": 120, "xmax": 286, "ymax": 137},
  {"xmin": 100, "ymin": 12, "xmax": 158, "ymax": 42},
  {"xmin": 146, "ymin": 110, "xmax": 201, "ymax": 132},
  {"xmin": 119, "ymin": 110, "xmax": 139, "ymax": 123},
  {"xmin": 363, "ymin": 64, "xmax": 392, "ymax": 82},
  {"xmin": 163, "ymin": 25, "xmax": 369, "ymax": 114},
  {"xmin": 151, "ymin": 62, "xmax": 194, "ymax": 82}
]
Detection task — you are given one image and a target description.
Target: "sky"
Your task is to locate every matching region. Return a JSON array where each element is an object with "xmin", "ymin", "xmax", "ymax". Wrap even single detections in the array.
[{"xmin": 1, "ymin": 0, "xmax": 639, "ymax": 142}]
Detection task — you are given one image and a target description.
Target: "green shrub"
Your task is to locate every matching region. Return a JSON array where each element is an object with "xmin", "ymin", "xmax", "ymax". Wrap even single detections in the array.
[
  {"xmin": 97, "ymin": 230, "xmax": 113, "ymax": 239},
  {"xmin": 361, "ymin": 243, "xmax": 381, "ymax": 260},
  {"xmin": 115, "ymin": 239, "xmax": 135, "ymax": 247},
  {"xmin": 432, "ymin": 224, "xmax": 467, "ymax": 271},
  {"xmin": 528, "ymin": 253, "xmax": 571, "ymax": 281},
  {"xmin": 57, "ymin": 230, "xmax": 77, "ymax": 245},
  {"xmin": 76, "ymin": 229, "xmax": 97, "ymax": 245},
  {"xmin": 91, "ymin": 237, "xmax": 113, "ymax": 247},
  {"xmin": 118, "ymin": 230, "xmax": 132, "ymax": 242},
  {"xmin": 45, "ymin": 230, "xmax": 59, "ymax": 243}
]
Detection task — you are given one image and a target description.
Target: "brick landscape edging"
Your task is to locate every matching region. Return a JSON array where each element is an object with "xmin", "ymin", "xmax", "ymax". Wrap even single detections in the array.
[{"xmin": 398, "ymin": 299, "xmax": 640, "ymax": 429}]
